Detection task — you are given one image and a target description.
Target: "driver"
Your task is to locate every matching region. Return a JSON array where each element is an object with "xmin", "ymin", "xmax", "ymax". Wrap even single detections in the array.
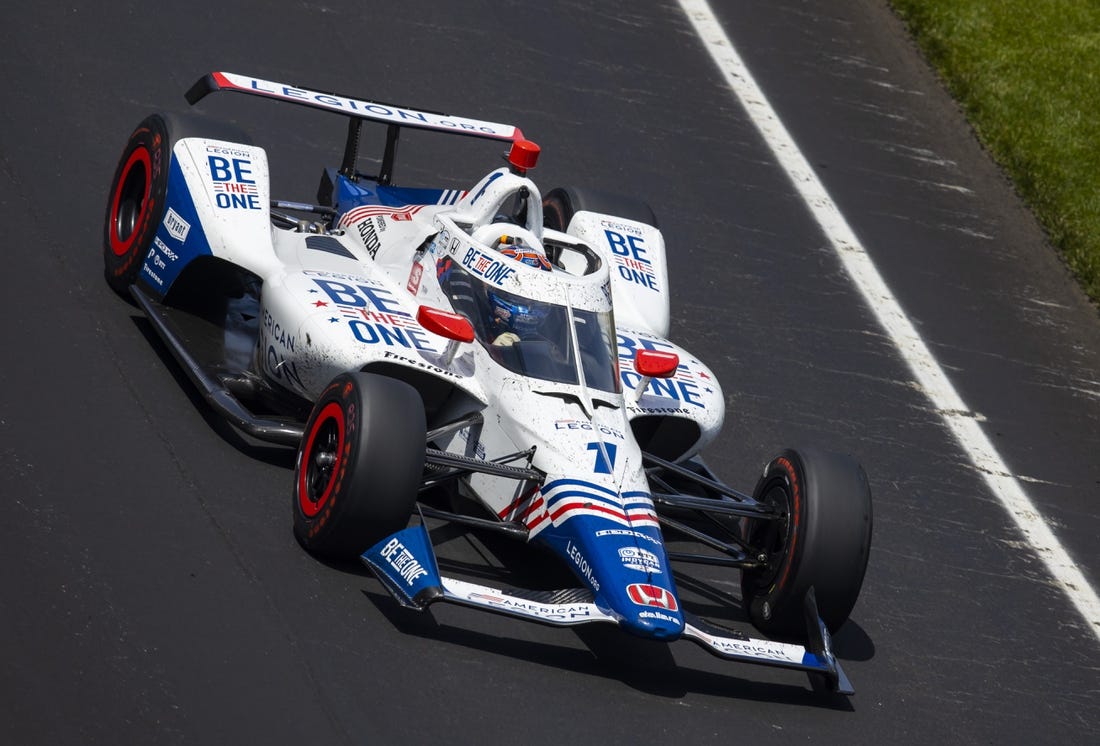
[{"xmin": 482, "ymin": 231, "xmax": 552, "ymax": 346}]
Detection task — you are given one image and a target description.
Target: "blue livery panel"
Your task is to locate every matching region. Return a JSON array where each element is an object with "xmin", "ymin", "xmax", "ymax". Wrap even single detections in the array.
[
  {"xmin": 362, "ymin": 524, "xmax": 443, "ymax": 608},
  {"xmin": 140, "ymin": 156, "xmax": 211, "ymax": 296},
  {"xmin": 333, "ymin": 171, "xmax": 462, "ymax": 217}
]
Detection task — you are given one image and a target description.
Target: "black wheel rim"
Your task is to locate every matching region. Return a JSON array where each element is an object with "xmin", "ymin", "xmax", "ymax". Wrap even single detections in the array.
[
  {"xmin": 109, "ymin": 146, "xmax": 151, "ymax": 256},
  {"xmin": 747, "ymin": 478, "xmax": 793, "ymax": 588},
  {"xmin": 298, "ymin": 401, "xmax": 345, "ymax": 517}
]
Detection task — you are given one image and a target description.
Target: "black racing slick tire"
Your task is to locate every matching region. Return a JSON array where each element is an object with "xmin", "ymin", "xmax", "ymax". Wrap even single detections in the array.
[
  {"xmin": 542, "ymin": 186, "xmax": 658, "ymax": 232},
  {"xmin": 293, "ymin": 373, "xmax": 427, "ymax": 561},
  {"xmin": 102, "ymin": 112, "xmax": 252, "ymax": 296},
  {"xmin": 740, "ymin": 448, "xmax": 873, "ymax": 642},
  {"xmin": 103, "ymin": 114, "xmax": 170, "ymax": 294}
]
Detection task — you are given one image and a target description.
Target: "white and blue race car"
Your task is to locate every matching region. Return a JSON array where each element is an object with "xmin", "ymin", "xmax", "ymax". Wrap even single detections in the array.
[{"xmin": 103, "ymin": 72, "xmax": 872, "ymax": 695}]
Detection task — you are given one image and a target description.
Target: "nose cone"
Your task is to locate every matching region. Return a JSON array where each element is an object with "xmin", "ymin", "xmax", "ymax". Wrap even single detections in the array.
[
  {"xmin": 616, "ymin": 582, "xmax": 685, "ymax": 640},
  {"xmin": 543, "ymin": 523, "xmax": 686, "ymax": 641}
]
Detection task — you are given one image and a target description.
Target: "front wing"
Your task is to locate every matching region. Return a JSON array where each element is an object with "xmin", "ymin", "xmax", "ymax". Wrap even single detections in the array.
[{"xmin": 362, "ymin": 524, "xmax": 853, "ymax": 695}]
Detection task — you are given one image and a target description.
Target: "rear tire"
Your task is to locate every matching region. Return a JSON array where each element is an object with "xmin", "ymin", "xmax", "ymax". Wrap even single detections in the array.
[
  {"xmin": 740, "ymin": 448, "xmax": 873, "ymax": 641},
  {"xmin": 293, "ymin": 373, "xmax": 426, "ymax": 560},
  {"xmin": 103, "ymin": 115, "xmax": 170, "ymax": 294},
  {"xmin": 102, "ymin": 112, "xmax": 252, "ymax": 296},
  {"xmin": 542, "ymin": 186, "xmax": 658, "ymax": 232}
]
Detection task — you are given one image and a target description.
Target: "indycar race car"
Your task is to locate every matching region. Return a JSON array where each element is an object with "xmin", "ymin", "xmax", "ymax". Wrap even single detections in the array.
[{"xmin": 103, "ymin": 72, "xmax": 872, "ymax": 695}]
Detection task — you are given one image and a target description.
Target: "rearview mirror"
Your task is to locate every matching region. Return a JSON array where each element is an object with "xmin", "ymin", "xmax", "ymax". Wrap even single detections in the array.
[
  {"xmin": 417, "ymin": 305, "xmax": 475, "ymax": 343},
  {"xmin": 634, "ymin": 349, "xmax": 679, "ymax": 378}
]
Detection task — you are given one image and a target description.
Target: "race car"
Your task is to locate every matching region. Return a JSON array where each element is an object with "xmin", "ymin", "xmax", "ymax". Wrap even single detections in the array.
[{"xmin": 103, "ymin": 72, "xmax": 873, "ymax": 695}]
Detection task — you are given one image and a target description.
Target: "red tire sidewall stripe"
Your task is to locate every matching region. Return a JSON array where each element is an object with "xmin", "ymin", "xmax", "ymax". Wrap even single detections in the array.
[
  {"xmin": 109, "ymin": 145, "xmax": 152, "ymax": 257},
  {"xmin": 297, "ymin": 401, "xmax": 346, "ymax": 518},
  {"xmin": 772, "ymin": 456, "xmax": 801, "ymax": 593}
]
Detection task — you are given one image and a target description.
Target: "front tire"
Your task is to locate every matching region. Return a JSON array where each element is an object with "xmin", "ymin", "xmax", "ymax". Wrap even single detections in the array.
[
  {"xmin": 740, "ymin": 448, "xmax": 873, "ymax": 641},
  {"xmin": 293, "ymin": 373, "xmax": 426, "ymax": 560}
]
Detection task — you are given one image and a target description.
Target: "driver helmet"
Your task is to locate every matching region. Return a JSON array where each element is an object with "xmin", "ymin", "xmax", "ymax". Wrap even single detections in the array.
[
  {"xmin": 498, "ymin": 238, "xmax": 552, "ymax": 272},
  {"xmin": 487, "ymin": 291, "xmax": 548, "ymax": 338},
  {"xmin": 473, "ymin": 224, "xmax": 552, "ymax": 272},
  {"xmin": 472, "ymin": 224, "xmax": 552, "ymax": 341}
]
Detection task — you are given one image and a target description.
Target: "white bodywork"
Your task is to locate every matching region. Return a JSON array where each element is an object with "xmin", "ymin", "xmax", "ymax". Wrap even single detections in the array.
[{"xmin": 155, "ymin": 136, "xmax": 725, "ymax": 525}]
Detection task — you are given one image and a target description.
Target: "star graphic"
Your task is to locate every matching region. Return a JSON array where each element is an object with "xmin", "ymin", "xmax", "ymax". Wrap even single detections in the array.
[
  {"xmin": 313, "ymin": 300, "xmax": 328, "ymax": 307},
  {"xmin": 328, "ymin": 317, "xmax": 339, "ymax": 323},
  {"xmin": 699, "ymin": 371, "xmax": 710, "ymax": 379},
  {"xmin": 308, "ymin": 288, "xmax": 319, "ymax": 294}
]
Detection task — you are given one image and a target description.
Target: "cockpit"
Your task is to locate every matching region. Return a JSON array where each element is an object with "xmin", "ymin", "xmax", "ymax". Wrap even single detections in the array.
[{"xmin": 436, "ymin": 251, "xmax": 620, "ymax": 394}]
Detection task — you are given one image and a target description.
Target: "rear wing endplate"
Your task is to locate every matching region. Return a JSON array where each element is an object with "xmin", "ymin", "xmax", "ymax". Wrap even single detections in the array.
[{"xmin": 185, "ymin": 71, "xmax": 525, "ymax": 185}]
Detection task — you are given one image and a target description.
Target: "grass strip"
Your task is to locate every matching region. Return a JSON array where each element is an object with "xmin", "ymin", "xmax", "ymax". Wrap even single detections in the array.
[{"xmin": 890, "ymin": 0, "xmax": 1100, "ymax": 303}]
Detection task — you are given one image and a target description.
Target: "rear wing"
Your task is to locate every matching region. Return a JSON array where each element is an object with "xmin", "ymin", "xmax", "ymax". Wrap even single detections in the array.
[{"xmin": 185, "ymin": 71, "xmax": 526, "ymax": 185}]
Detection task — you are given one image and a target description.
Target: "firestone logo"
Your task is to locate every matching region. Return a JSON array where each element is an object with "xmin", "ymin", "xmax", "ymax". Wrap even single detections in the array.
[{"xmin": 626, "ymin": 583, "xmax": 678, "ymax": 612}]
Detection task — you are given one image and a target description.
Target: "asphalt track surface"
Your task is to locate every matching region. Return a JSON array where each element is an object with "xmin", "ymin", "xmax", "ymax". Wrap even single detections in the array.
[{"xmin": 3, "ymin": 1, "xmax": 1099, "ymax": 743}]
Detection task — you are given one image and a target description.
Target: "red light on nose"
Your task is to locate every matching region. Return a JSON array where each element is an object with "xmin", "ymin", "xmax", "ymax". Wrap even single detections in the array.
[{"xmin": 508, "ymin": 140, "xmax": 540, "ymax": 173}]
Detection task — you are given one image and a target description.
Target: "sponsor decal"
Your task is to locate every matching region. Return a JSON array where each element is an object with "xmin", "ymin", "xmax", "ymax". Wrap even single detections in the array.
[
  {"xmin": 152, "ymin": 236, "xmax": 179, "ymax": 261},
  {"xmin": 205, "ymin": 144, "xmax": 252, "ymax": 158},
  {"xmin": 208, "ymin": 155, "xmax": 261, "ymax": 210},
  {"xmin": 163, "ymin": 208, "xmax": 191, "ymax": 242},
  {"xmin": 627, "ymin": 583, "xmax": 678, "ymax": 612},
  {"xmin": 262, "ymin": 309, "xmax": 296, "ymax": 352},
  {"xmin": 258, "ymin": 310, "xmax": 303, "ymax": 389},
  {"xmin": 605, "ymin": 229, "xmax": 658, "ymax": 291},
  {"xmin": 458, "ymin": 245, "xmax": 516, "ymax": 285},
  {"xmin": 455, "ymin": 426, "xmax": 487, "ymax": 460},
  {"xmin": 600, "ymin": 219, "xmax": 644, "ymax": 236},
  {"xmin": 617, "ymin": 333, "xmax": 707, "ymax": 409},
  {"xmin": 141, "ymin": 262, "xmax": 164, "ymax": 287},
  {"xmin": 692, "ymin": 632, "xmax": 804, "ymax": 663},
  {"xmin": 466, "ymin": 592, "xmax": 597, "ymax": 621},
  {"xmin": 428, "ymin": 228, "xmax": 449, "ymax": 257},
  {"xmin": 378, "ymin": 537, "xmax": 430, "ymax": 586},
  {"xmin": 357, "ymin": 218, "xmax": 382, "ymax": 259},
  {"xmin": 338, "ymin": 203, "xmax": 425, "ymax": 229},
  {"xmin": 627, "ymin": 405, "xmax": 691, "ymax": 415},
  {"xmin": 622, "ymin": 376, "xmax": 706, "ymax": 408},
  {"xmin": 312, "ymin": 279, "xmax": 435, "ymax": 352},
  {"xmin": 619, "ymin": 546, "xmax": 661, "ymax": 574},
  {"xmin": 639, "ymin": 610, "xmax": 679, "ymax": 624},
  {"xmin": 406, "ymin": 260, "xmax": 424, "ymax": 295},
  {"xmin": 553, "ymin": 419, "xmax": 624, "ymax": 439},
  {"xmin": 566, "ymin": 541, "xmax": 600, "ymax": 592},
  {"xmin": 362, "ymin": 526, "xmax": 441, "ymax": 606},
  {"xmin": 223, "ymin": 74, "xmax": 514, "ymax": 137},
  {"xmin": 146, "ymin": 246, "xmax": 168, "ymax": 272},
  {"xmin": 141, "ymin": 157, "xmax": 212, "ymax": 294},
  {"xmin": 594, "ymin": 528, "xmax": 662, "ymax": 546},
  {"xmin": 586, "ymin": 441, "xmax": 618, "ymax": 474},
  {"xmin": 382, "ymin": 350, "xmax": 459, "ymax": 379}
]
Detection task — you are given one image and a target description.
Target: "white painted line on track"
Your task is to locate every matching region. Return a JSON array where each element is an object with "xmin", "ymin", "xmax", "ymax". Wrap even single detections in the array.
[{"xmin": 678, "ymin": 0, "xmax": 1100, "ymax": 643}]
